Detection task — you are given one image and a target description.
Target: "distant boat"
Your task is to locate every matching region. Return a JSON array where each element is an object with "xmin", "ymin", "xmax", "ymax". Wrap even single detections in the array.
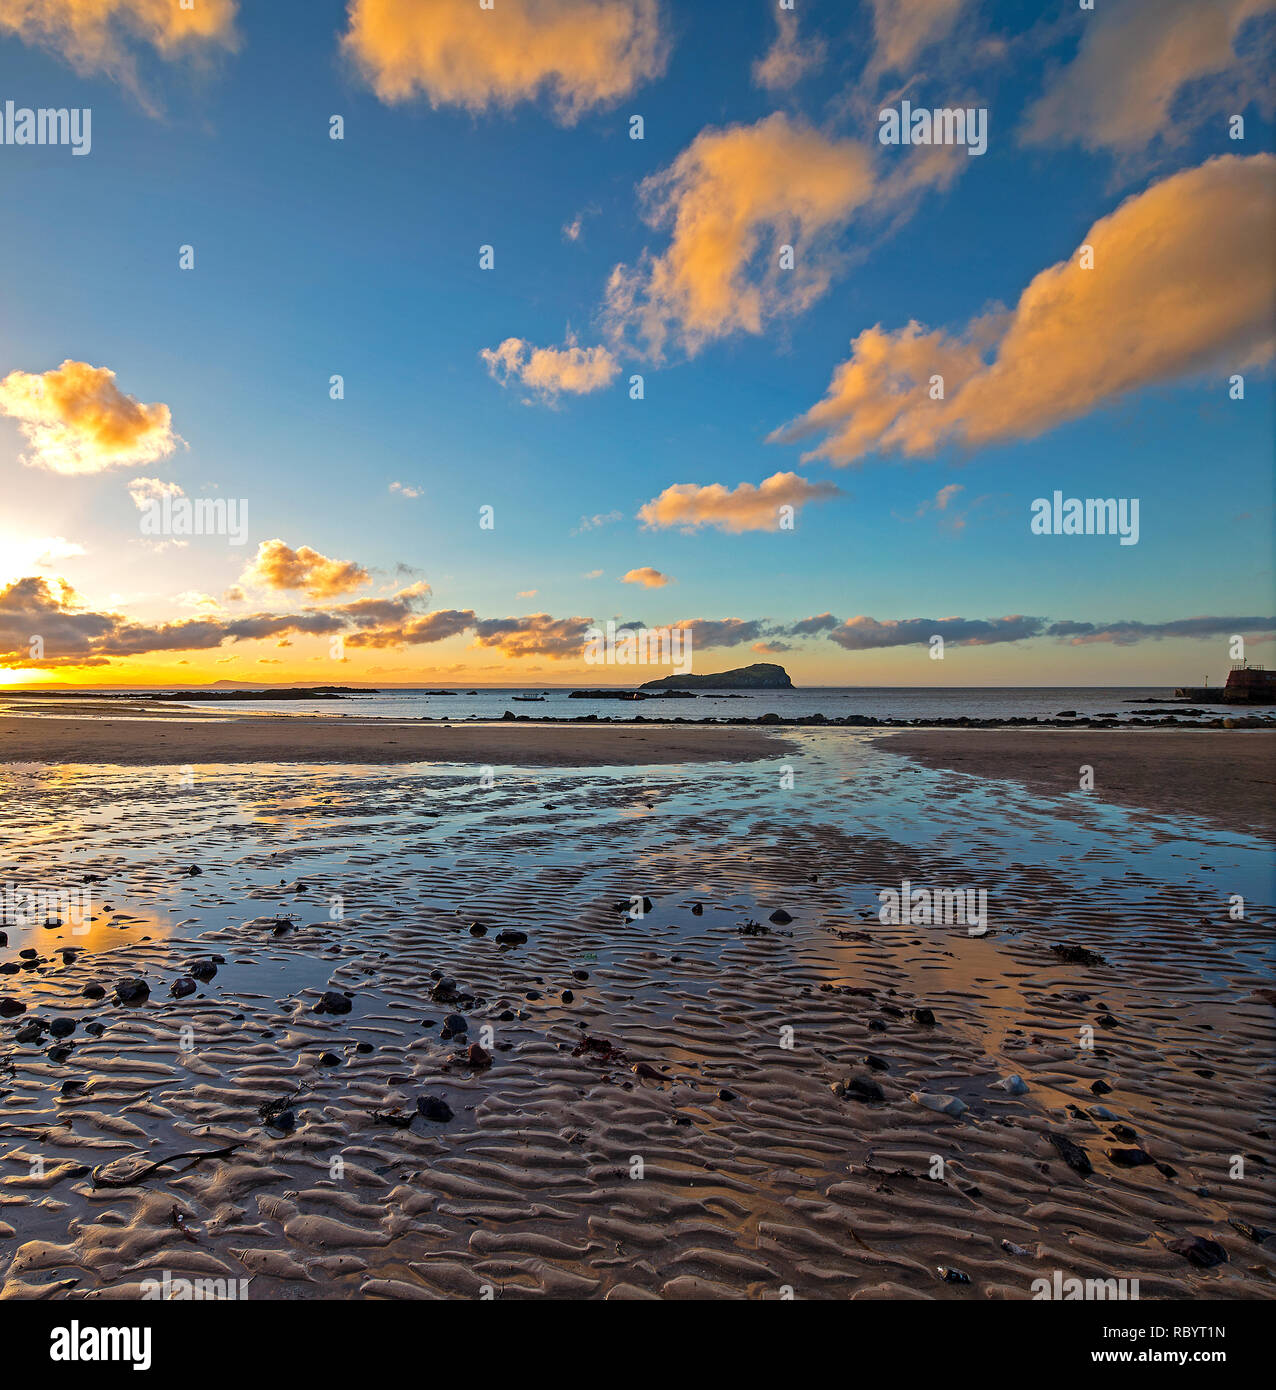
[{"xmin": 511, "ymin": 695, "xmax": 546, "ymax": 702}]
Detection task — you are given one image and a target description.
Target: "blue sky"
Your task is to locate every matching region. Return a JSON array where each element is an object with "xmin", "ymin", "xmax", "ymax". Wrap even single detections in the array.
[{"xmin": 0, "ymin": 0, "xmax": 1273, "ymax": 685}]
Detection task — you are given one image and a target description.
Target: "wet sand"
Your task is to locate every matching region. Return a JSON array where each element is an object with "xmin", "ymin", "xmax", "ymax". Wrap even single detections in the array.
[
  {"xmin": 882, "ymin": 729, "xmax": 1276, "ymax": 837},
  {"xmin": 0, "ymin": 713, "xmax": 787, "ymax": 768},
  {"xmin": 0, "ymin": 731, "xmax": 1272, "ymax": 1301}
]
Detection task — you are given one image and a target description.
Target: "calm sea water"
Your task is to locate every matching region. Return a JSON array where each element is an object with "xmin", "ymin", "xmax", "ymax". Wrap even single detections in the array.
[{"xmin": 151, "ymin": 685, "xmax": 1240, "ymax": 722}]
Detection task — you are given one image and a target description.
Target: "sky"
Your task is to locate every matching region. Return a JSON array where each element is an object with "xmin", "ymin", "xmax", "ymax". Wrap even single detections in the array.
[{"xmin": 0, "ymin": 0, "xmax": 1273, "ymax": 688}]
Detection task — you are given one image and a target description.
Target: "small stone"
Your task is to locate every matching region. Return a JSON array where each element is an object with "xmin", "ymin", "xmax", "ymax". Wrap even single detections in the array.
[
  {"xmin": 169, "ymin": 976, "xmax": 196, "ymax": 999},
  {"xmin": 717, "ymin": 1088, "xmax": 736, "ymax": 1102},
  {"xmin": 991, "ymin": 1074, "xmax": 1029, "ymax": 1095},
  {"xmin": 186, "ymin": 865, "xmax": 202, "ymax": 877},
  {"xmin": 82, "ymin": 983, "xmax": 106, "ymax": 999},
  {"xmin": 49, "ymin": 1018, "xmax": 75, "ymax": 1039},
  {"xmin": 910, "ymin": 1091, "xmax": 967, "ymax": 1117},
  {"xmin": 441, "ymin": 1013, "xmax": 468, "ymax": 1038},
  {"xmin": 768, "ymin": 909, "xmax": 793, "ymax": 925},
  {"xmin": 1161, "ymin": 1234, "xmax": 1227, "ymax": 1268},
  {"xmin": 465, "ymin": 1043, "xmax": 492, "ymax": 1068},
  {"xmin": 1090, "ymin": 1078, "xmax": 1112, "ymax": 1095},
  {"xmin": 188, "ymin": 960, "xmax": 217, "ymax": 982},
  {"xmin": 313, "ymin": 990, "xmax": 352, "ymax": 1015},
  {"xmin": 494, "ymin": 929, "xmax": 528, "ymax": 946},
  {"xmin": 937, "ymin": 1266, "xmax": 970, "ymax": 1284},
  {"xmin": 1048, "ymin": 1133, "xmax": 1094, "ymax": 1176},
  {"xmin": 832, "ymin": 1075, "xmax": 884, "ymax": 1103},
  {"xmin": 113, "ymin": 978, "xmax": 149, "ymax": 1005},
  {"xmin": 1107, "ymin": 1146, "xmax": 1152, "ymax": 1167},
  {"xmin": 318, "ymin": 1052, "xmax": 341, "ymax": 1067},
  {"xmin": 911, "ymin": 1007, "xmax": 936, "ymax": 1026},
  {"xmin": 417, "ymin": 1095, "xmax": 454, "ymax": 1122}
]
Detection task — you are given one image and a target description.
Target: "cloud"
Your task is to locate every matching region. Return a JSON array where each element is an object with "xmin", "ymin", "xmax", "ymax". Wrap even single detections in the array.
[
  {"xmin": 828, "ymin": 614, "xmax": 1045, "ymax": 650},
  {"xmin": 773, "ymin": 155, "xmax": 1276, "ymax": 464},
  {"xmin": 572, "ymin": 510, "xmax": 623, "ymax": 535},
  {"xmin": 517, "ymin": 589, "xmax": 539, "ymax": 599},
  {"xmin": 474, "ymin": 612, "xmax": 596, "ymax": 659},
  {"xmin": 0, "ymin": 0, "xmax": 238, "ymax": 93},
  {"xmin": 389, "ymin": 481, "xmax": 423, "ymax": 498},
  {"xmin": 788, "ymin": 612, "xmax": 839, "ymax": 635},
  {"xmin": 127, "ymin": 476, "xmax": 184, "ymax": 508},
  {"xmin": 621, "ymin": 566, "xmax": 671, "ymax": 588},
  {"xmin": 1021, "ymin": 0, "xmax": 1275, "ymax": 154},
  {"xmin": 638, "ymin": 470, "xmax": 842, "ymax": 533},
  {"xmin": 239, "ymin": 539, "xmax": 370, "ymax": 599},
  {"xmin": 673, "ymin": 618, "xmax": 770, "ymax": 649},
  {"xmin": 583, "ymin": 569, "xmax": 604, "ymax": 579},
  {"xmin": 343, "ymin": 608, "xmax": 477, "ymax": 649},
  {"xmin": 753, "ymin": 9, "xmax": 825, "ymax": 91},
  {"xmin": 1046, "ymin": 615, "xmax": 1276, "ymax": 646},
  {"xmin": 0, "ymin": 361, "xmax": 181, "ymax": 474},
  {"xmin": 864, "ymin": 0, "xmax": 967, "ymax": 80},
  {"xmin": 603, "ymin": 113, "xmax": 877, "ymax": 359},
  {"xmin": 341, "ymin": 0, "xmax": 666, "ymax": 122},
  {"xmin": 482, "ymin": 335, "xmax": 620, "ymax": 402}
]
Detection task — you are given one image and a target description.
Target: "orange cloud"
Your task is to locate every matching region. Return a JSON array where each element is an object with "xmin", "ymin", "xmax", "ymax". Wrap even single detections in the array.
[
  {"xmin": 774, "ymin": 154, "xmax": 1276, "ymax": 464},
  {"xmin": 637, "ymin": 471, "xmax": 843, "ymax": 533},
  {"xmin": 0, "ymin": 360, "xmax": 181, "ymax": 474},
  {"xmin": 621, "ymin": 566, "xmax": 671, "ymax": 588},
  {"xmin": 1021, "ymin": 0, "xmax": 1274, "ymax": 153},
  {"xmin": 482, "ymin": 336, "xmax": 619, "ymax": 401},
  {"xmin": 473, "ymin": 613, "xmax": 594, "ymax": 658},
  {"xmin": 0, "ymin": 0, "xmax": 238, "ymax": 89},
  {"xmin": 240, "ymin": 539, "xmax": 370, "ymax": 599},
  {"xmin": 604, "ymin": 113, "xmax": 877, "ymax": 359},
  {"xmin": 341, "ymin": 0, "xmax": 666, "ymax": 121}
]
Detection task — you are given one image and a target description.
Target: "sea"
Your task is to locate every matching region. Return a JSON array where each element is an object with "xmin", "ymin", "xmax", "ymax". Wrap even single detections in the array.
[{"xmin": 132, "ymin": 685, "xmax": 1253, "ymax": 723}]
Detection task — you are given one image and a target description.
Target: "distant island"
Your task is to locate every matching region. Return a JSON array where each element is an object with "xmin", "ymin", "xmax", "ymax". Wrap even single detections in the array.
[{"xmin": 639, "ymin": 662, "xmax": 794, "ymax": 691}]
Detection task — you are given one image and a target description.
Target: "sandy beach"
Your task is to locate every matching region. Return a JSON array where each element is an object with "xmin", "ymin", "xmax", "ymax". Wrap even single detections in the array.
[
  {"xmin": 0, "ymin": 721, "xmax": 1273, "ymax": 1301},
  {"xmin": 0, "ymin": 711, "xmax": 789, "ymax": 768}
]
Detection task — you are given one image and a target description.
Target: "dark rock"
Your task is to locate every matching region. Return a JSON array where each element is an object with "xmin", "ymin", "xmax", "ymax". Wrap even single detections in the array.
[
  {"xmin": 113, "ymin": 979, "xmax": 150, "ymax": 1005},
  {"xmin": 862, "ymin": 1053, "xmax": 891, "ymax": 1072},
  {"xmin": 1090, "ymin": 1078, "xmax": 1112, "ymax": 1095},
  {"xmin": 494, "ymin": 929, "xmax": 528, "ymax": 946},
  {"xmin": 85, "ymin": 1021, "xmax": 106, "ymax": 1036},
  {"xmin": 1051, "ymin": 944, "xmax": 1107, "ymax": 967},
  {"xmin": 1161, "ymin": 1235, "xmax": 1227, "ymax": 1268},
  {"xmin": 15, "ymin": 1022, "xmax": 43, "ymax": 1042},
  {"xmin": 441, "ymin": 1013, "xmax": 468, "ymax": 1038},
  {"xmin": 186, "ymin": 865, "xmax": 202, "ymax": 876},
  {"xmin": 911, "ymin": 1007, "xmax": 936, "ymax": 1026},
  {"xmin": 169, "ymin": 976, "xmax": 197, "ymax": 999},
  {"xmin": 1106, "ymin": 1146, "xmax": 1152, "ymax": 1167},
  {"xmin": 49, "ymin": 1018, "xmax": 76, "ymax": 1039},
  {"xmin": 318, "ymin": 1052, "xmax": 341, "ymax": 1067},
  {"xmin": 768, "ymin": 909, "xmax": 793, "ymax": 925},
  {"xmin": 561, "ymin": 989, "xmax": 574, "ymax": 1003},
  {"xmin": 464, "ymin": 1043, "xmax": 492, "ymax": 1068},
  {"xmin": 82, "ymin": 983, "xmax": 106, "ymax": 999},
  {"xmin": 1048, "ymin": 1133, "xmax": 1094, "ymax": 1176},
  {"xmin": 313, "ymin": 989, "xmax": 352, "ymax": 1015},
  {"xmin": 416, "ymin": 1095, "xmax": 454, "ymax": 1122},
  {"xmin": 832, "ymin": 1075, "xmax": 884, "ymax": 1103},
  {"xmin": 937, "ymin": 1266, "xmax": 971, "ymax": 1284},
  {"xmin": 717, "ymin": 1088, "xmax": 737, "ymax": 1102},
  {"xmin": 188, "ymin": 960, "xmax": 217, "ymax": 982},
  {"xmin": 468, "ymin": 923, "xmax": 487, "ymax": 937}
]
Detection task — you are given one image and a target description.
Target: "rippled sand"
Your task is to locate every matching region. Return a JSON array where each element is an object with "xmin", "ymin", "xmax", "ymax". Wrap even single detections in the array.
[{"xmin": 1, "ymin": 732, "xmax": 1272, "ymax": 1300}]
